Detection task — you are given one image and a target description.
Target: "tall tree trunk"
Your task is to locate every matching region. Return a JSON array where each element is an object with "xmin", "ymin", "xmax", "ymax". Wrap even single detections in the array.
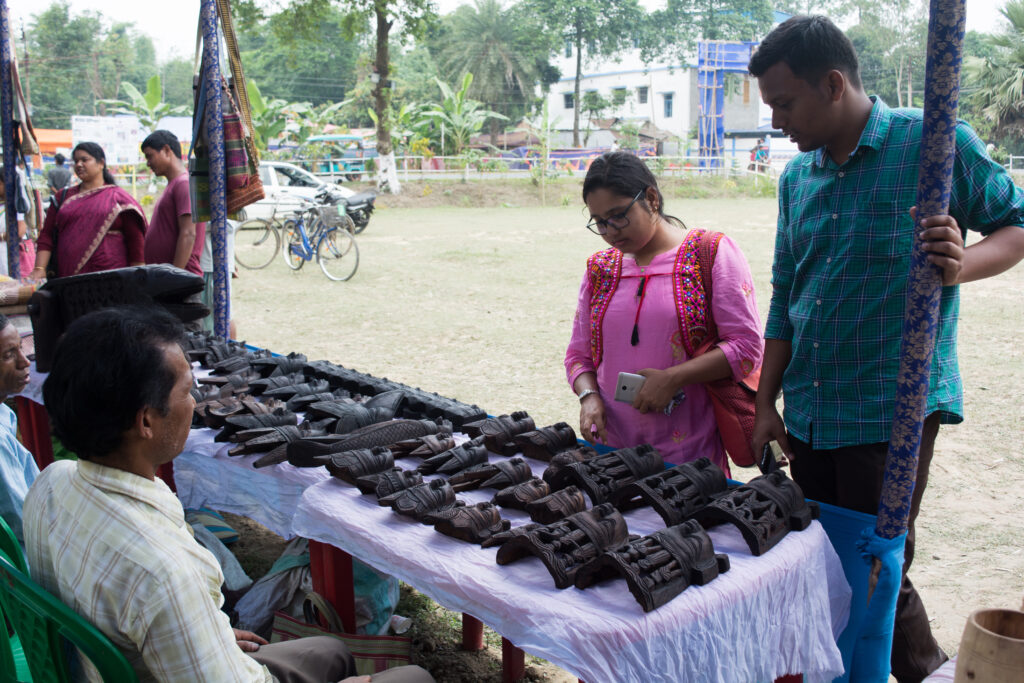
[
  {"xmin": 573, "ymin": 17, "xmax": 582, "ymax": 148},
  {"xmin": 907, "ymin": 60, "xmax": 912, "ymax": 107},
  {"xmin": 373, "ymin": 3, "xmax": 400, "ymax": 194}
]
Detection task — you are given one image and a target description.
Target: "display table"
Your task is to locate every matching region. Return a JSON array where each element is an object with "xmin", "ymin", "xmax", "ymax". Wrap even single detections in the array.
[
  {"xmin": 291, "ymin": 458, "xmax": 849, "ymax": 683},
  {"xmin": 175, "ymin": 436, "xmax": 851, "ymax": 682}
]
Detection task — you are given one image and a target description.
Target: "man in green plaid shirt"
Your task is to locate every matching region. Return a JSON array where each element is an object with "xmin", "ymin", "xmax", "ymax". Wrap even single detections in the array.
[{"xmin": 748, "ymin": 16, "xmax": 1024, "ymax": 682}]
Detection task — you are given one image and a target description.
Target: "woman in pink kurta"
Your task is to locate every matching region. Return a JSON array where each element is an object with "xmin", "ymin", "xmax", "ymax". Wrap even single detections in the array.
[{"xmin": 565, "ymin": 152, "xmax": 763, "ymax": 473}]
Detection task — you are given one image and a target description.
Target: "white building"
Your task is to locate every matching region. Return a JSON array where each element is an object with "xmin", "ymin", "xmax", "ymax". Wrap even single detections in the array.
[{"xmin": 542, "ymin": 11, "xmax": 792, "ymax": 154}]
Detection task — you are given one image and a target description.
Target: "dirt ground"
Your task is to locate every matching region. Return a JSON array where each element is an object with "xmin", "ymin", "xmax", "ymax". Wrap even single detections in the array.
[{"xmin": 221, "ymin": 179, "xmax": 1023, "ymax": 680}]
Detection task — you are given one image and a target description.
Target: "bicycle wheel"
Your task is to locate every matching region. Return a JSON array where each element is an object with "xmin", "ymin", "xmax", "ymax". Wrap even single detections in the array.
[
  {"xmin": 281, "ymin": 220, "xmax": 306, "ymax": 271},
  {"xmin": 234, "ymin": 219, "xmax": 280, "ymax": 270},
  {"xmin": 316, "ymin": 227, "xmax": 359, "ymax": 281}
]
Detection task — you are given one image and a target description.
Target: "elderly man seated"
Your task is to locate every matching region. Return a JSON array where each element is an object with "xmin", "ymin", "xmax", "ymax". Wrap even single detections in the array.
[
  {"xmin": 0, "ymin": 313, "xmax": 37, "ymax": 546},
  {"xmin": 24, "ymin": 306, "xmax": 433, "ymax": 683}
]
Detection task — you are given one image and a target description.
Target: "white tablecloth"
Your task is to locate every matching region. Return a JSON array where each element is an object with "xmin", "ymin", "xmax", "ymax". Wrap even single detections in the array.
[
  {"xmin": 291, "ymin": 454, "xmax": 850, "ymax": 683},
  {"xmin": 174, "ymin": 428, "xmax": 329, "ymax": 538}
]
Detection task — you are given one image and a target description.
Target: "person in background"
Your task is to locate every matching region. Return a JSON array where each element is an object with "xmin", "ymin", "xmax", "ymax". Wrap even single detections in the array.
[
  {"xmin": 0, "ymin": 167, "xmax": 29, "ymax": 278},
  {"xmin": 141, "ymin": 130, "xmax": 204, "ymax": 276},
  {"xmin": 748, "ymin": 16, "xmax": 1024, "ymax": 681},
  {"xmin": 31, "ymin": 142, "xmax": 146, "ymax": 279},
  {"xmin": 47, "ymin": 153, "xmax": 72, "ymax": 195},
  {"xmin": 564, "ymin": 151, "xmax": 763, "ymax": 473},
  {"xmin": 24, "ymin": 306, "xmax": 434, "ymax": 683},
  {"xmin": 0, "ymin": 313, "xmax": 37, "ymax": 546}
]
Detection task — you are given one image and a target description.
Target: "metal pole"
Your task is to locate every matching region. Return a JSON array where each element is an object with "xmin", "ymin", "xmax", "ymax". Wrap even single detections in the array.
[
  {"xmin": 1, "ymin": 0, "xmax": 20, "ymax": 277},
  {"xmin": 876, "ymin": 0, "xmax": 966, "ymax": 538},
  {"xmin": 200, "ymin": 0, "xmax": 229, "ymax": 338}
]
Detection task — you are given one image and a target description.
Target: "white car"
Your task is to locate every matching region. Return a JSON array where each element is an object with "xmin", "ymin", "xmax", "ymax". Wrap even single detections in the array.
[{"xmin": 246, "ymin": 161, "xmax": 348, "ymax": 221}]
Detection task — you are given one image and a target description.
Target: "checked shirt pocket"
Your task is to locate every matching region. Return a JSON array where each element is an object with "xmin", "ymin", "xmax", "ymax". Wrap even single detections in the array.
[{"xmin": 849, "ymin": 200, "xmax": 914, "ymax": 262}]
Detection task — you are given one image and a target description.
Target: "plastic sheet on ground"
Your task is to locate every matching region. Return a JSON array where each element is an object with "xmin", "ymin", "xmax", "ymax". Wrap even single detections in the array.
[{"xmin": 291, "ymin": 453, "xmax": 851, "ymax": 683}]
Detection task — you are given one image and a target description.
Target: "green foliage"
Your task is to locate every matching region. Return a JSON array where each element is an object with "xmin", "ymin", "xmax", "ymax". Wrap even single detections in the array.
[
  {"xmin": 97, "ymin": 76, "xmax": 189, "ymax": 133},
  {"xmin": 640, "ymin": 0, "xmax": 773, "ymax": 62},
  {"xmin": 435, "ymin": 0, "xmax": 559, "ymax": 141},
  {"xmin": 22, "ymin": 1, "xmax": 158, "ymax": 128},
  {"xmin": 422, "ymin": 73, "xmax": 508, "ymax": 155},
  {"xmin": 247, "ymin": 80, "xmax": 312, "ymax": 150},
  {"xmin": 846, "ymin": 0, "xmax": 928, "ymax": 109},
  {"xmin": 964, "ymin": 0, "xmax": 1024, "ymax": 154},
  {"xmin": 616, "ymin": 121, "xmax": 641, "ymax": 151}
]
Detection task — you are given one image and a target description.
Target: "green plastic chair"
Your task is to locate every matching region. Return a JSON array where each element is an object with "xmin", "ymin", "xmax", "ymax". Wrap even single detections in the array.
[{"xmin": 0, "ymin": 518, "xmax": 138, "ymax": 682}]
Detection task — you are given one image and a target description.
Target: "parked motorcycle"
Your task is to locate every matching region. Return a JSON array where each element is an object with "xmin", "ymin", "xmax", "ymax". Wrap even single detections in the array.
[{"xmin": 316, "ymin": 187, "xmax": 376, "ymax": 235}]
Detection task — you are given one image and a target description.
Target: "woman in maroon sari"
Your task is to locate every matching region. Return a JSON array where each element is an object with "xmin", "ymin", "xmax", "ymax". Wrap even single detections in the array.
[{"xmin": 31, "ymin": 142, "xmax": 146, "ymax": 279}]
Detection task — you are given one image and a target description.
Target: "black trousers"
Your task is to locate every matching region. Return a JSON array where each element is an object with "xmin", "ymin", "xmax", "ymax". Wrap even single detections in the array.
[{"xmin": 788, "ymin": 414, "xmax": 947, "ymax": 683}]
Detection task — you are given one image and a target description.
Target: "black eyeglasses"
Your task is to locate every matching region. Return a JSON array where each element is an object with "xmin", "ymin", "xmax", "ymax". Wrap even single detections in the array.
[{"xmin": 586, "ymin": 190, "xmax": 645, "ymax": 235}]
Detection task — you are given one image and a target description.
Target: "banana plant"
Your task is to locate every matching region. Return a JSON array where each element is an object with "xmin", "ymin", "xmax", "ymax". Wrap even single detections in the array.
[
  {"xmin": 421, "ymin": 73, "xmax": 507, "ymax": 155},
  {"xmin": 97, "ymin": 75, "xmax": 189, "ymax": 132}
]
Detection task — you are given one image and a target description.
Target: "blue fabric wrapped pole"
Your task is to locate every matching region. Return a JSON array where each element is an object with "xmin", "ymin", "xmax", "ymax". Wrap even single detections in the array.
[
  {"xmin": 200, "ymin": 0, "xmax": 229, "ymax": 338},
  {"xmin": 852, "ymin": 1, "xmax": 966, "ymax": 680},
  {"xmin": 0, "ymin": 0, "xmax": 20, "ymax": 276}
]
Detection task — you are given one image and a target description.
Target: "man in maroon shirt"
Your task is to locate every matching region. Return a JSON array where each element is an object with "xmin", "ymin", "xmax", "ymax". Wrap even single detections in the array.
[{"xmin": 141, "ymin": 131, "xmax": 205, "ymax": 275}]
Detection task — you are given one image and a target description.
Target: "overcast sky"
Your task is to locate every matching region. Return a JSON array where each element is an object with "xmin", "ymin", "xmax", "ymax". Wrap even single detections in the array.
[{"xmin": 11, "ymin": 0, "xmax": 1015, "ymax": 63}]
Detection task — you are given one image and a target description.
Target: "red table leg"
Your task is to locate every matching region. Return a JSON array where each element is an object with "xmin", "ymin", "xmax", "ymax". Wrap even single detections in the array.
[
  {"xmin": 775, "ymin": 675, "xmax": 803, "ymax": 683},
  {"xmin": 501, "ymin": 637, "xmax": 525, "ymax": 683},
  {"xmin": 16, "ymin": 397, "xmax": 54, "ymax": 470},
  {"xmin": 308, "ymin": 539, "xmax": 357, "ymax": 633},
  {"xmin": 462, "ymin": 613, "xmax": 484, "ymax": 651},
  {"xmin": 157, "ymin": 462, "xmax": 176, "ymax": 492}
]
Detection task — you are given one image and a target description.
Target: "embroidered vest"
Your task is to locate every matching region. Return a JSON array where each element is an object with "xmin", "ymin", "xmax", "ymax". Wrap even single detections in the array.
[{"xmin": 586, "ymin": 229, "xmax": 722, "ymax": 367}]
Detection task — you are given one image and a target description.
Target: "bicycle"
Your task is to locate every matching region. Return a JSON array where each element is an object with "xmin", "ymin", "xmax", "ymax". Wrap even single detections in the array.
[
  {"xmin": 234, "ymin": 205, "xmax": 283, "ymax": 270},
  {"xmin": 282, "ymin": 202, "xmax": 360, "ymax": 281}
]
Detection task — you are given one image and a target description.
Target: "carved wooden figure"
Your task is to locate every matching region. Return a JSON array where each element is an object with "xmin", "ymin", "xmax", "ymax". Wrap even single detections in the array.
[
  {"xmin": 325, "ymin": 446, "xmax": 395, "ymax": 485},
  {"xmin": 542, "ymin": 446, "xmax": 598, "ymax": 490},
  {"xmin": 378, "ymin": 478, "xmax": 457, "ymax": 521},
  {"xmin": 431, "ymin": 502, "xmax": 511, "ymax": 543},
  {"xmin": 495, "ymin": 504, "xmax": 630, "ymax": 589},
  {"xmin": 694, "ymin": 470, "xmax": 820, "ymax": 556},
  {"xmin": 284, "ymin": 419, "xmax": 451, "ymax": 468},
  {"xmin": 449, "ymin": 457, "xmax": 532, "ymax": 492},
  {"xmin": 512, "ymin": 422, "xmax": 578, "ymax": 462},
  {"xmin": 492, "ymin": 478, "xmax": 551, "ymax": 511},
  {"xmin": 526, "ymin": 486, "xmax": 587, "ymax": 524},
  {"xmin": 562, "ymin": 444, "xmax": 664, "ymax": 505},
  {"xmin": 354, "ymin": 467, "xmax": 424, "ymax": 497},
  {"xmin": 389, "ymin": 432, "xmax": 456, "ymax": 458},
  {"xmin": 417, "ymin": 436, "xmax": 489, "ymax": 475},
  {"xmin": 574, "ymin": 520, "xmax": 730, "ymax": 611},
  {"xmin": 462, "ymin": 411, "xmax": 536, "ymax": 456},
  {"xmin": 611, "ymin": 457, "xmax": 729, "ymax": 522}
]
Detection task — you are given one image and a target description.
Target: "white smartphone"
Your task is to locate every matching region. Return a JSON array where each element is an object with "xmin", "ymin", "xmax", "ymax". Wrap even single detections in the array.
[{"xmin": 614, "ymin": 372, "xmax": 647, "ymax": 403}]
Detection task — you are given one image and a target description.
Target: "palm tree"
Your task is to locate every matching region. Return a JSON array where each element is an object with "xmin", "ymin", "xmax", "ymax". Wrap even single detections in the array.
[
  {"xmin": 437, "ymin": 0, "xmax": 555, "ymax": 143},
  {"xmin": 964, "ymin": 0, "xmax": 1024, "ymax": 139},
  {"xmin": 422, "ymin": 73, "xmax": 508, "ymax": 155},
  {"xmin": 96, "ymin": 75, "xmax": 189, "ymax": 132}
]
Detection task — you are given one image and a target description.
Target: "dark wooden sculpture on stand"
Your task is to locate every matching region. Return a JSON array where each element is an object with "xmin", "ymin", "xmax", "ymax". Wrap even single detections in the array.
[
  {"xmin": 449, "ymin": 457, "xmax": 532, "ymax": 492},
  {"xmin": 216, "ymin": 411, "xmax": 296, "ymax": 442},
  {"xmin": 496, "ymin": 503, "xmax": 631, "ymax": 589},
  {"xmin": 247, "ymin": 373, "xmax": 306, "ymax": 395},
  {"xmin": 512, "ymin": 422, "xmax": 578, "ymax": 462},
  {"xmin": 611, "ymin": 457, "xmax": 728, "ymax": 521},
  {"xmin": 525, "ymin": 485, "xmax": 587, "ymax": 524},
  {"xmin": 574, "ymin": 520, "xmax": 730, "ymax": 612},
  {"xmin": 287, "ymin": 389, "xmax": 351, "ymax": 412},
  {"xmin": 234, "ymin": 422, "xmax": 338, "ymax": 463},
  {"xmin": 430, "ymin": 502, "xmax": 511, "ymax": 543},
  {"xmin": 560, "ymin": 445, "xmax": 664, "ymax": 505},
  {"xmin": 694, "ymin": 470, "xmax": 820, "ymax": 556},
  {"xmin": 480, "ymin": 522, "xmax": 541, "ymax": 549},
  {"xmin": 462, "ymin": 411, "xmax": 536, "ymax": 456}
]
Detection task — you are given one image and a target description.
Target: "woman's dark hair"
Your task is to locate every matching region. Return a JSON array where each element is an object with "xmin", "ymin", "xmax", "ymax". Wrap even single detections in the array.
[
  {"xmin": 141, "ymin": 130, "xmax": 183, "ymax": 159},
  {"xmin": 72, "ymin": 141, "xmax": 117, "ymax": 185},
  {"xmin": 582, "ymin": 151, "xmax": 684, "ymax": 227},
  {"xmin": 43, "ymin": 306, "xmax": 185, "ymax": 461},
  {"xmin": 747, "ymin": 15, "xmax": 861, "ymax": 89}
]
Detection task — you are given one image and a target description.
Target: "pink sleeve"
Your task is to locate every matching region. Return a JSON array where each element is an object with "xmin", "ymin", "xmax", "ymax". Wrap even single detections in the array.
[
  {"xmin": 709, "ymin": 235, "xmax": 764, "ymax": 381},
  {"xmin": 564, "ymin": 271, "xmax": 596, "ymax": 388}
]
